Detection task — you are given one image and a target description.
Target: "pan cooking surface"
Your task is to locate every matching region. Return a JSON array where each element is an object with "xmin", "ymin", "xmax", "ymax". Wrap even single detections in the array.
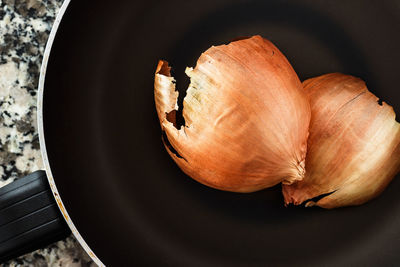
[{"xmin": 43, "ymin": 0, "xmax": 400, "ymax": 265}]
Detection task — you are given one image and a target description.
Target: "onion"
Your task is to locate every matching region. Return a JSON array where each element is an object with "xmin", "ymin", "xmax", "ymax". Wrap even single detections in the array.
[
  {"xmin": 283, "ymin": 73, "xmax": 400, "ymax": 208},
  {"xmin": 154, "ymin": 35, "xmax": 311, "ymax": 193}
]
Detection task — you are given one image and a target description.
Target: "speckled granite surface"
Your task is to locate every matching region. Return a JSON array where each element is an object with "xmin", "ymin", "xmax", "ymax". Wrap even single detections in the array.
[{"xmin": 0, "ymin": 1, "xmax": 94, "ymax": 266}]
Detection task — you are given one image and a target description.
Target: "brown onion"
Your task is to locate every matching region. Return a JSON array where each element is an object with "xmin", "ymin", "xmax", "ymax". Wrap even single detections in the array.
[
  {"xmin": 154, "ymin": 35, "xmax": 311, "ymax": 193},
  {"xmin": 283, "ymin": 73, "xmax": 400, "ymax": 208}
]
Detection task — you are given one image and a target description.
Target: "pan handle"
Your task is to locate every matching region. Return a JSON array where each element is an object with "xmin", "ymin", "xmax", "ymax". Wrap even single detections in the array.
[{"xmin": 0, "ymin": 171, "xmax": 71, "ymax": 263}]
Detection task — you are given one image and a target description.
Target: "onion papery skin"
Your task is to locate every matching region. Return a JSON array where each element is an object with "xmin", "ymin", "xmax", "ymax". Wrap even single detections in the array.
[
  {"xmin": 154, "ymin": 35, "xmax": 310, "ymax": 193},
  {"xmin": 283, "ymin": 73, "xmax": 400, "ymax": 208}
]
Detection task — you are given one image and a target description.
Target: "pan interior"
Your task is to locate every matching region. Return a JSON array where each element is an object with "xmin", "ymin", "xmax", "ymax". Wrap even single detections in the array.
[{"xmin": 43, "ymin": 0, "xmax": 400, "ymax": 266}]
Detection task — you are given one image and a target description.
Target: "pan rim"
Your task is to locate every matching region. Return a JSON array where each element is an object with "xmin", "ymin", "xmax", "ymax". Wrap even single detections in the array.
[{"xmin": 37, "ymin": 0, "xmax": 104, "ymax": 266}]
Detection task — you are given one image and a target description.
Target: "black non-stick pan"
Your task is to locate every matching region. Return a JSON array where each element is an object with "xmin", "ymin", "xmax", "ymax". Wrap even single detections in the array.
[{"xmin": 2, "ymin": 0, "xmax": 400, "ymax": 265}]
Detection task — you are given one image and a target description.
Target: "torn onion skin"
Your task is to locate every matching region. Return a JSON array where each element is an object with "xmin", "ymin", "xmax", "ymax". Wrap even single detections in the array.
[
  {"xmin": 283, "ymin": 73, "xmax": 400, "ymax": 208},
  {"xmin": 154, "ymin": 35, "xmax": 311, "ymax": 193}
]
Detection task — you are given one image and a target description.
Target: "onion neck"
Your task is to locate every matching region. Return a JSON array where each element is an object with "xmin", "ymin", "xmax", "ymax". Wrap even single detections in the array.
[{"xmin": 282, "ymin": 159, "xmax": 306, "ymax": 185}]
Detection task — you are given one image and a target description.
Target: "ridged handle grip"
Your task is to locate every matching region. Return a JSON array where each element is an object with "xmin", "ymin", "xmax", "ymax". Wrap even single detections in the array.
[{"xmin": 0, "ymin": 171, "xmax": 71, "ymax": 263}]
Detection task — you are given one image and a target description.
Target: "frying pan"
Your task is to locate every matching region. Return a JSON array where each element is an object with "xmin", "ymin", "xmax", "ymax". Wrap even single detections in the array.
[{"xmin": 2, "ymin": 0, "xmax": 400, "ymax": 265}]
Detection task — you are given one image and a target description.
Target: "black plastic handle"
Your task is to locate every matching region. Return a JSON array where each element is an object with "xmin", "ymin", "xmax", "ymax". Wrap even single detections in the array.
[{"xmin": 0, "ymin": 170, "xmax": 71, "ymax": 263}]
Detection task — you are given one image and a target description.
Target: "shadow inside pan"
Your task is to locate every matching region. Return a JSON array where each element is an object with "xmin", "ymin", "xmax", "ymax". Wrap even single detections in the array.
[{"xmin": 44, "ymin": 0, "xmax": 400, "ymax": 266}]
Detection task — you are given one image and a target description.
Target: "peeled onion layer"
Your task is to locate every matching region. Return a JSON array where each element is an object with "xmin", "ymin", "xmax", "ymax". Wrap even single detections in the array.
[
  {"xmin": 283, "ymin": 73, "xmax": 400, "ymax": 208},
  {"xmin": 154, "ymin": 35, "xmax": 311, "ymax": 193}
]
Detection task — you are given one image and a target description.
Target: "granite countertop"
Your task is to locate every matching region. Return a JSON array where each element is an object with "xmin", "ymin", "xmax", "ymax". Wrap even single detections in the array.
[{"xmin": 0, "ymin": 1, "xmax": 94, "ymax": 266}]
